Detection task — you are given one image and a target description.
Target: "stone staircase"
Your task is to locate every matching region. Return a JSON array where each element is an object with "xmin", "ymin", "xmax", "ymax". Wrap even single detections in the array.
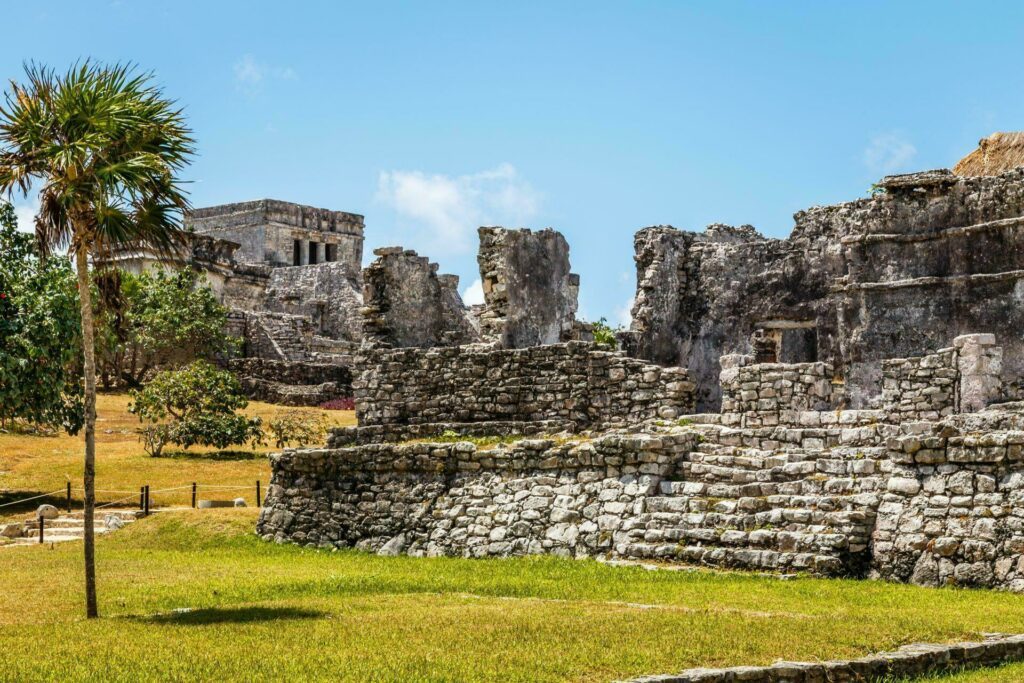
[
  {"xmin": 618, "ymin": 441, "xmax": 885, "ymax": 576},
  {"xmin": 3, "ymin": 510, "xmax": 141, "ymax": 547}
]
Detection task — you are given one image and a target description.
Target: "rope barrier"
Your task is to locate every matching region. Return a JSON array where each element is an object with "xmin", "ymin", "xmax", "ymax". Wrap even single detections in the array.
[
  {"xmin": 96, "ymin": 493, "xmax": 141, "ymax": 510},
  {"xmin": 0, "ymin": 489, "xmax": 66, "ymax": 509}
]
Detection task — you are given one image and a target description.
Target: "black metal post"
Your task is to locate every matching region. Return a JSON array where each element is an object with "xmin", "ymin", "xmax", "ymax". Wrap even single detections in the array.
[
  {"xmin": 256, "ymin": 480, "xmax": 261, "ymax": 507},
  {"xmin": 66, "ymin": 481, "xmax": 72, "ymax": 513},
  {"xmin": 144, "ymin": 485, "xmax": 150, "ymax": 516},
  {"xmin": 38, "ymin": 516, "xmax": 44, "ymax": 544},
  {"xmin": 192, "ymin": 482, "xmax": 197, "ymax": 509},
  {"xmin": 139, "ymin": 486, "xmax": 145, "ymax": 510}
]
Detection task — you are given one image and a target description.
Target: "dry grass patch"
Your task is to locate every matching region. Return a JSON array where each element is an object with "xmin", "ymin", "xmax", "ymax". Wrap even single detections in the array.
[{"xmin": 0, "ymin": 393, "xmax": 354, "ymax": 520}]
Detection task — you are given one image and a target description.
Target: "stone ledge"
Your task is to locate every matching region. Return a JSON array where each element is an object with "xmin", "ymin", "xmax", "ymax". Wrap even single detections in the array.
[{"xmin": 622, "ymin": 633, "xmax": 1024, "ymax": 683}]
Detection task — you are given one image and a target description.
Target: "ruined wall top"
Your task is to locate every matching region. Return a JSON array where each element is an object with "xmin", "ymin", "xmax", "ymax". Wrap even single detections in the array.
[
  {"xmin": 188, "ymin": 199, "xmax": 365, "ymax": 237},
  {"xmin": 476, "ymin": 227, "xmax": 580, "ymax": 348}
]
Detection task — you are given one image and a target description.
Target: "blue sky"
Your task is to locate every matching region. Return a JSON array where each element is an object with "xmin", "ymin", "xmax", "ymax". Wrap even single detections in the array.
[{"xmin": 4, "ymin": 1, "xmax": 1024, "ymax": 323}]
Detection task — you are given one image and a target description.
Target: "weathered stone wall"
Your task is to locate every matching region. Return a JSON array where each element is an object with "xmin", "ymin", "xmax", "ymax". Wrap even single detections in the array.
[
  {"xmin": 627, "ymin": 169, "xmax": 1024, "ymax": 411},
  {"xmin": 719, "ymin": 355, "xmax": 835, "ymax": 427},
  {"xmin": 262, "ymin": 261, "xmax": 363, "ymax": 342},
  {"xmin": 881, "ymin": 349, "xmax": 959, "ymax": 422},
  {"xmin": 353, "ymin": 342, "xmax": 695, "ymax": 430},
  {"xmin": 874, "ymin": 413, "xmax": 1024, "ymax": 591},
  {"xmin": 361, "ymin": 248, "xmax": 479, "ymax": 348},
  {"xmin": 477, "ymin": 227, "xmax": 580, "ymax": 348},
  {"xmin": 881, "ymin": 334, "xmax": 1004, "ymax": 421},
  {"xmin": 188, "ymin": 199, "xmax": 364, "ymax": 269},
  {"xmin": 261, "ymin": 401, "xmax": 1024, "ymax": 591},
  {"xmin": 229, "ymin": 358, "xmax": 352, "ymax": 407}
]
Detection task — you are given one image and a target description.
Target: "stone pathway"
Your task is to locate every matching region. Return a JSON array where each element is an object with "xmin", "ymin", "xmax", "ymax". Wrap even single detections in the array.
[{"xmin": 1, "ymin": 509, "xmax": 142, "ymax": 548}]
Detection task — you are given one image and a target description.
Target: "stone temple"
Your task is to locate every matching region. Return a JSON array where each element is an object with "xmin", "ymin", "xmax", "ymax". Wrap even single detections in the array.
[{"xmin": 112, "ymin": 132, "xmax": 1024, "ymax": 593}]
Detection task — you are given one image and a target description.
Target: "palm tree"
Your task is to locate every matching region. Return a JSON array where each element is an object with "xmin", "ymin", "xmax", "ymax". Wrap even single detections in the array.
[{"xmin": 0, "ymin": 62, "xmax": 194, "ymax": 618}]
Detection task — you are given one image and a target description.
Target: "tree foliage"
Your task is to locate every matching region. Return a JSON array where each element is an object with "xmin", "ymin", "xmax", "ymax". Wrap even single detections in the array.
[
  {"xmin": 0, "ymin": 202, "xmax": 83, "ymax": 432},
  {"xmin": 97, "ymin": 267, "xmax": 239, "ymax": 388},
  {"xmin": 129, "ymin": 360, "xmax": 262, "ymax": 456},
  {"xmin": 267, "ymin": 409, "xmax": 329, "ymax": 449},
  {"xmin": 0, "ymin": 61, "xmax": 195, "ymax": 617}
]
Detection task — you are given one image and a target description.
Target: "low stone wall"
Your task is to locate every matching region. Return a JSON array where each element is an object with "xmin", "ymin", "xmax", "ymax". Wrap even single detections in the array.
[
  {"xmin": 229, "ymin": 358, "xmax": 352, "ymax": 407},
  {"xmin": 258, "ymin": 424, "xmax": 889, "ymax": 574},
  {"xmin": 881, "ymin": 334, "xmax": 1004, "ymax": 421},
  {"xmin": 719, "ymin": 355, "xmax": 835, "ymax": 428},
  {"xmin": 354, "ymin": 342, "xmax": 695, "ymax": 431},
  {"xmin": 881, "ymin": 348, "xmax": 959, "ymax": 421},
  {"xmin": 330, "ymin": 419, "xmax": 573, "ymax": 446},
  {"xmin": 628, "ymin": 633, "xmax": 1024, "ymax": 683},
  {"xmin": 874, "ymin": 416, "xmax": 1024, "ymax": 591}
]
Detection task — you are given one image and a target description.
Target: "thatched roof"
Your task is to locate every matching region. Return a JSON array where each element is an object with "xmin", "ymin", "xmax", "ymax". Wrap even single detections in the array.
[{"xmin": 953, "ymin": 132, "xmax": 1024, "ymax": 176}]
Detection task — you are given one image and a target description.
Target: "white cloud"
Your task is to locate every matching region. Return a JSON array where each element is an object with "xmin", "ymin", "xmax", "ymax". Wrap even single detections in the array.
[
  {"xmin": 614, "ymin": 297, "xmax": 635, "ymax": 328},
  {"xmin": 375, "ymin": 163, "xmax": 540, "ymax": 255},
  {"xmin": 863, "ymin": 132, "xmax": 917, "ymax": 175},
  {"xmin": 234, "ymin": 54, "xmax": 296, "ymax": 93},
  {"xmin": 461, "ymin": 278, "xmax": 485, "ymax": 306}
]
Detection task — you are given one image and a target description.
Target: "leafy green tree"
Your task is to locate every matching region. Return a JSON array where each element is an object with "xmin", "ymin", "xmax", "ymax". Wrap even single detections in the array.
[
  {"xmin": 97, "ymin": 268, "xmax": 238, "ymax": 389},
  {"xmin": 0, "ymin": 202, "xmax": 83, "ymax": 432},
  {"xmin": 129, "ymin": 360, "xmax": 262, "ymax": 457},
  {"xmin": 0, "ymin": 62, "xmax": 194, "ymax": 618}
]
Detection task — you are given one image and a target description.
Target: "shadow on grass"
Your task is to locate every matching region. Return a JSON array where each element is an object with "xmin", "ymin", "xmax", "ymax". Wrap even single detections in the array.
[
  {"xmin": 0, "ymin": 491, "xmax": 66, "ymax": 517},
  {"xmin": 128, "ymin": 606, "xmax": 325, "ymax": 625},
  {"xmin": 155, "ymin": 449, "xmax": 264, "ymax": 462}
]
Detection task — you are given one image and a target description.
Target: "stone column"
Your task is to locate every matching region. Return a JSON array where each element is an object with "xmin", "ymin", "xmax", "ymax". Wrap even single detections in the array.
[{"xmin": 954, "ymin": 333, "xmax": 1002, "ymax": 413}]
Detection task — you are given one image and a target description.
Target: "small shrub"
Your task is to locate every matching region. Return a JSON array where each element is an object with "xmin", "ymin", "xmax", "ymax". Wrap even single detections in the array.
[
  {"xmin": 319, "ymin": 397, "xmax": 355, "ymax": 411},
  {"xmin": 590, "ymin": 317, "xmax": 622, "ymax": 349},
  {"xmin": 129, "ymin": 361, "xmax": 262, "ymax": 456},
  {"xmin": 267, "ymin": 409, "xmax": 329, "ymax": 449}
]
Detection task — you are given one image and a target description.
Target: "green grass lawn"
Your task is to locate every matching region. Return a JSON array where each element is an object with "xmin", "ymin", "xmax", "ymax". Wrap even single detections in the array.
[{"xmin": 4, "ymin": 510, "xmax": 1024, "ymax": 682}]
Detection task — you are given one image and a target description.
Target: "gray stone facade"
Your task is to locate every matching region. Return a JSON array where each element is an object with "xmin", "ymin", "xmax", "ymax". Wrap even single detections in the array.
[{"xmin": 187, "ymin": 199, "xmax": 364, "ymax": 269}]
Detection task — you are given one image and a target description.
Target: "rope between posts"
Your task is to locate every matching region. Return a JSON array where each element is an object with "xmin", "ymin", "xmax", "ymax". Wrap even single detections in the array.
[
  {"xmin": 96, "ymin": 493, "xmax": 142, "ymax": 510},
  {"xmin": 0, "ymin": 489, "xmax": 66, "ymax": 508}
]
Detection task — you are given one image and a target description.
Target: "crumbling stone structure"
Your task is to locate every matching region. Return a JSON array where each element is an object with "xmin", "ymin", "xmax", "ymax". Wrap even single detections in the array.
[
  {"xmin": 188, "ymin": 199, "xmax": 364, "ymax": 268},
  {"xmin": 626, "ymin": 169, "xmax": 1024, "ymax": 411},
  {"xmin": 360, "ymin": 248, "xmax": 479, "ymax": 348},
  {"xmin": 477, "ymin": 227, "xmax": 581, "ymax": 348},
  {"xmin": 227, "ymin": 358, "xmax": 352, "ymax": 407},
  {"xmin": 260, "ymin": 332, "xmax": 1024, "ymax": 593}
]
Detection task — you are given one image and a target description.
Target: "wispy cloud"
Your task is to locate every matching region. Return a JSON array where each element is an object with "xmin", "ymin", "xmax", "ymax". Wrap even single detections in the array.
[
  {"xmin": 233, "ymin": 54, "xmax": 296, "ymax": 94},
  {"xmin": 614, "ymin": 297, "xmax": 634, "ymax": 327},
  {"xmin": 461, "ymin": 278, "xmax": 485, "ymax": 306},
  {"xmin": 375, "ymin": 163, "xmax": 541, "ymax": 255},
  {"xmin": 863, "ymin": 132, "xmax": 917, "ymax": 175}
]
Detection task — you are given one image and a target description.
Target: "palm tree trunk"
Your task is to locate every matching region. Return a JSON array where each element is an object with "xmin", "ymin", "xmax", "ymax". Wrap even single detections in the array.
[{"xmin": 75, "ymin": 247, "xmax": 99, "ymax": 619}]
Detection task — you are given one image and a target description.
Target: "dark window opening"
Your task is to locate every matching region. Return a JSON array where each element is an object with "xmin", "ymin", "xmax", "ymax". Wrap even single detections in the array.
[
  {"xmin": 293, "ymin": 239, "xmax": 302, "ymax": 266},
  {"xmin": 309, "ymin": 241, "xmax": 318, "ymax": 265},
  {"xmin": 325, "ymin": 244, "xmax": 336, "ymax": 262}
]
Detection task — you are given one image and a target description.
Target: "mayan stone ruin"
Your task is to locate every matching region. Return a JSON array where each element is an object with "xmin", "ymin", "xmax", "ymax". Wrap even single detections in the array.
[{"xmin": 102, "ymin": 133, "xmax": 1024, "ymax": 593}]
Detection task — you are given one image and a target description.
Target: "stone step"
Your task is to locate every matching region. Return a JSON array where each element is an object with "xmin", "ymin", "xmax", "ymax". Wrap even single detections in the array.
[{"xmin": 620, "ymin": 541, "xmax": 847, "ymax": 575}]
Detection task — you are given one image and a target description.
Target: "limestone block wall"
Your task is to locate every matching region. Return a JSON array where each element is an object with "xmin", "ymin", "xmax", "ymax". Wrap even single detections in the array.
[
  {"xmin": 258, "ymin": 426, "xmax": 888, "ymax": 575},
  {"xmin": 353, "ymin": 342, "xmax": 695, "ymax": 431},
  {"xmin": 881, "ymin": 334, "xmax": 1004, "ymax": 421},
  {"xmin": 719, "ymin": 355, "xmax": 835, "ymax": 428},
  {"xmin": 874, "ymin": 418, "xmax": 1024, "ymax": 591}
]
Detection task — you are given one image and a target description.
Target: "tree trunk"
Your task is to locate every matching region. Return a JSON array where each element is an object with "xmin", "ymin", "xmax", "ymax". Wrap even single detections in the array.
[{"xmin": 76, "ymin": 247, "xmax": 99, "ymax": 619}]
